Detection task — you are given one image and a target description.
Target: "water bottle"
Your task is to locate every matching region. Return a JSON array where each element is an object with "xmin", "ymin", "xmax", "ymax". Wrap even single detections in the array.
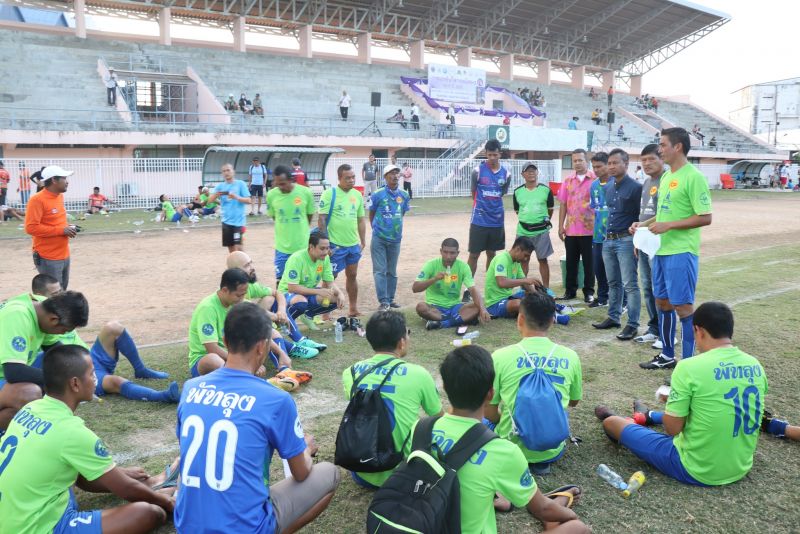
[
  {"xmin": 279, "ymin": 324, "xmax": 291, "ymax": 338},
  {"xmin": 596, "ymin": 464, "xmax": 627, "ymax": 490},
  {"xmin": 622, "ymin": 471, "xmax": 646, "ymax": 498},
  {"xmin": 334, "ymin": 321, "xmax": 343, "ymax": 343},
  {"xmin": 463, "ymin": 331, "xmax": 480, "ymax": 341},
  {"xmin": 451, "ymin": 338, "xmax": 472, "ymax": 347}
]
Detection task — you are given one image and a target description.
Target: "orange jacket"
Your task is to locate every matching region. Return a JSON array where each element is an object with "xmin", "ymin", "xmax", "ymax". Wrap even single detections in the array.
[{"xmin": 24, "ymin": 189, "xmax": 70, "ymax": 260}]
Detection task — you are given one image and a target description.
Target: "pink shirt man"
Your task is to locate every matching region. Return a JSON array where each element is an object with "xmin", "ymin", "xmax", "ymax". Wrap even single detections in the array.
[{"xmin": 557, "ymin": 171, "xmax": 596, "ymax": 236}]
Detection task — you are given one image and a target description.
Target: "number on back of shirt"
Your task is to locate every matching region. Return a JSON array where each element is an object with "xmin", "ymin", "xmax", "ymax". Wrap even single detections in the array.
[
  {"xmin": 181, "ymin": 415, "xmax": 238, "ymax": 491},
  {"xmin": 723, "ymin": 386, "xmax": 760, "ymax": 437}
]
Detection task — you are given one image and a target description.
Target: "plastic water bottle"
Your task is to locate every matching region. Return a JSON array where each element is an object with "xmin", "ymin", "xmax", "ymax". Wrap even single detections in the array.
[
  {"xmin": 279, "ymin": 324, "xmax": 291, "ymax": 338},
  {"xmin": 596, "ymin": 464, "xmax": 627, "ymax": 490},
  {"xmin": 334, "ymin": 321, "xmax": 343, "ymax": 343},
  {"xmin": 622, "ymin": 471, "xmax": 646, "ymax": 498},
  {"xmin": 463, "ymin": 331, "xmax": 480, "ymax": 341},
  {"xmin": 451, "ymin": 338, "xmax": 472, "ymax": 347}
]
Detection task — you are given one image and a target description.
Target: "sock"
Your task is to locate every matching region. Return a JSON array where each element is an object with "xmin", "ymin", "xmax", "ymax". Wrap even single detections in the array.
[
  {"xmin": 766, "ymin": 418, "xmax": 788, "ymax": 438},
  {"xmin": 274, "ymin": 337, "xmax": 292, "ymax": 367},
  {"xmin": 268, "ymin": 351, "xmax": 279, "ymax": 368},
  {"xmin": 288, "ymin": 300, "xmax": 309, "ymax": 319},
  {"xmin": 650, "ymin": 411, "xmax": 664, "ymax": 425},
  {"xmin": 440, "ymin": 313, "xmax": 464, "ymax": 329},
  {"xmin": 680, "ymin": 314, "xmax": 695, "ymax": 358},
  {"xmin": 117, "ymin": 330, "xmax": 168, "ymax": 379},
  {"xmin": 120, "ymin": 381, "xmax": 173, "ymax": 402},
  {"xmin": 285, "ymin": 314, "xmax": 304, "ymax": 342},
  {"xmin": 658, "ymin": 309, "xmax": 677, "ymax": 359},
  {"xmin": 182, "ymin": 208, "xmax": 193, "ymax": 218}
]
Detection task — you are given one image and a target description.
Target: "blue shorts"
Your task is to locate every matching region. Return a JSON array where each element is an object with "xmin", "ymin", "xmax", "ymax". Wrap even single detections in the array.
[
  {"xmin": 330, "ymin": 243, "xmax": 362, "ymax": 277},
  {"xmin": 486, "ymin": 290, "xmax": 525, "ymax": 318},
  {"xmin": 652, "ymin": 253, "xmax": 698, "ymax": 306},
  {"xmin": 53, "ymin": 489, "xmax": 102, "ymax": 534},
  {"xmin": 190, "ymin": 360, "xmax": 201, "ymax": 378},
  {"xmin": 90, "ymin": 339, "xmax": 117, "ymax": 396},
  {"xmin": 201, "ymin": 207, "xmax": 216, "ymax": 216},
  {"xmin": 286, "ymin": 293, "xmax": 337, "ymax": 317},
  {"xmin": 170, "ymin": 213, "xmax": 182, "ymax": 223},
  {"xmin": 275, "ymin": 250, "xmax": 292, "ymax": 280},
  {"xmin": 434, "ymin": 304, "xmax": 464, "ymax": 322},
  {"xmin": 619, "ymin": 425, "xmax": 706, "ymax": 486}
]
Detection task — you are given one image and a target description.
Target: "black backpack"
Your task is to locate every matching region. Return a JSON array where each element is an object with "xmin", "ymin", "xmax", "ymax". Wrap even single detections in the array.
[
  {"xmin": 366, "ymin": 416, "xmax": 497, "ymax": 534},
  {"xmin": 335, "ymin": 358, "xmax": 405, "ymax": 473}
]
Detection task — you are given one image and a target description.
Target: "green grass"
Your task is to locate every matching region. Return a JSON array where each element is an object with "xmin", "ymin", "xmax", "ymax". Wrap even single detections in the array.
[{"xmin": 74, "ymin": 240, "xmax": 800, "ymax": 533}]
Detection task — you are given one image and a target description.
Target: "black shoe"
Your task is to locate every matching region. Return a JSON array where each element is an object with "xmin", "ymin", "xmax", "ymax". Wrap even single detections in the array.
[
  {"xmin": 639, "ymin": 353, "xmax": 677, "ymax": 370},
  {"xmin": 588, "ymin": 299, "xmax": 607, "ymax": 308},
  {"xmin": 592, "ymin": 318, "xmax": 621, "ymax": 329},
  {"xmin": 594, "ymin": 405, "xmax": 615, "ymax": 421},
  {"xmin": 425, "ymin": 320, "xmax": 442, "ymax": 331},
  {"xmin": 348, "ymin": 317, "xmax": 362, "ymax": 331},
  {"xmin": 584, "ymin": 294, "xmax": 595, "ymax": 304},
  {"xmin": 616, "ymin": 325, "xmax": 638, "ymax": 340},
  {"xmin": 462, "ymin": 290, "xmax": 472, "ymax": 303},
  {"xmin": 555, "ymin": 293, "xmax": 577, "ymax": 301},
  {"xmin": 389, "ymin": 302, "xmax": 401, "ymax": 308}
]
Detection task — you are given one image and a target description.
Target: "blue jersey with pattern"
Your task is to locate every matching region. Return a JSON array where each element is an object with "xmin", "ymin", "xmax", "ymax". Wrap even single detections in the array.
[
  {"xmin": 369, "ymin": 187, "xmax": 410, "ymax": 242},
  {"xmin": 471, "ymin": 162, "xmax": 509, "ymax": 228}
]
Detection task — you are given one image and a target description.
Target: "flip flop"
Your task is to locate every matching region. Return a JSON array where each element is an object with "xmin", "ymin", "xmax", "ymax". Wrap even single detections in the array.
[
  {"xmin": 152, "ymin": 463, "xmax": 180, "ymax": 490},
  {"xmin": 543, "ymin": 485, "xmax": 582, "ymax": 509}
]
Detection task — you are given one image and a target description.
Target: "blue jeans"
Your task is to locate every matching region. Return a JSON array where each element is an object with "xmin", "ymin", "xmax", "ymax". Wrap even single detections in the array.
[
  {"xmin": 638, "ymin": 251, "xmax": 658, "ymax": 335},
  {"xmin": 371, "ymin": 236, "xmax": 401, "ymax": 305},
  {"xmin": 592, "ymin": 242, "xmax": 608, "ymax": 303},
  {"xmin": 602, "ymin": 236, "xmax": 640, "ymax": 327}
]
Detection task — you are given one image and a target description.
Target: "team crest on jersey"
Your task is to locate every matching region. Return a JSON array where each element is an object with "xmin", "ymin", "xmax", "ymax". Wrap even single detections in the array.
[
  {"xmin": 669, "ymin": 180, "xmax": 679, "ymax": 190},
  {"xmin": 350, "ymin": 196, "xmax": 357, "ymax": 204},
  {"xmin": 288, "ymin": 270, "xmax": 298, "ymax": 280},
  {"xmin": 94, "ymin": 439, "xmax": 110, "ymax": 458},
  {"xmin": 202, "ymin": 323, "xmax": 215, "ymax": 336},
  {"xmin": 497, "ymin": 264, "xmax": 505, "ymax": 273},
  {"xmin": 51, "ymin": 208, "xmax": 58, "ymax": 214},
  {"xmin": 396, "ymin": 196, "xmax": 403, "ymax": 203},
  {"xmin": 293, "ymin": 196, "xmax": 302, "ymax": 205},
  {"xmin": 316, "ymin": 264, "xmax": 323, "ymax": 273},
  {"xmin": 649, "ymin": 186, "xmax": 657, "ymax": 196},
  {"xmin": 699, "ymin": 192, "xmax": 710, "ymax": 205},
  {"xmin": 520, "ymin": 469, "xmax": 534, "ymax": 488},
  {"xmin": 294, "ymin": 416, "xmax": 304, "ymax": 438},
  {"xmin": 11, "ymin": 336, "xmax": 26, "ymax": 352}
]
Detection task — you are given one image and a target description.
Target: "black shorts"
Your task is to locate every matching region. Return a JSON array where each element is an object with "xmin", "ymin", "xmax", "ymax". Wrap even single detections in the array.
[
  {"xmin": 249, "ymin": 184, "xmax": 264, "ymax": 197},
  {"xmin": 468, "ymin": 224, "xmax": 505, "ymax": 254},
  {"xmin": 222, "ymin": 223, "xmax": 245, "ymax": 247}
]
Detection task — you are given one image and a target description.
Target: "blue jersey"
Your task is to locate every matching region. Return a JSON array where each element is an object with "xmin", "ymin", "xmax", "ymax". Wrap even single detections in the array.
[
  {"xmin": 589, "ymin": 178, "xmax": 609, "ymax": 244},
  {"xmin": 214, "ymin": 180, "xmax": 250, "ymax": 227},
  {"xmin": 470, "ymin": 162, "xmax": 509, "ymax": 228},
  {"xmin": 369, "ymin": 187, "xmax": 410, "ymax": 242},
  {"xmin": 174, "ymin": 368, "xmax": 306, "ymax": 534}
]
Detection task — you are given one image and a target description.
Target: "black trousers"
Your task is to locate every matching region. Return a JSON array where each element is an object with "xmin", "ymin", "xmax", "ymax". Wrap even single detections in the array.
[{"xmin": 564, "ymin": 235, "xmax": 594, "ymax": 296}]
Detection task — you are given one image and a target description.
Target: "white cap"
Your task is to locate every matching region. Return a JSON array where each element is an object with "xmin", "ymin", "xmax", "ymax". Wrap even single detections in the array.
[
  {"xmin": 383, "ymin": 164, "xmax": 401, "ymax": 176},
  {"xmin": 42, "ymin": 165, "xmax": 74, "ymax": 180}
]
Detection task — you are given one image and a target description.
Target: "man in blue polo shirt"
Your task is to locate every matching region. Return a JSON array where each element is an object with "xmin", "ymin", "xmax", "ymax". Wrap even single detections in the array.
[
  {"xmin": 592, "ymin": 149, "xmax": 642, "ymax": 341},
  {"xmin": 207, "ymin": 163, "xmax": 251, "ymax": 253},
  {"xmin": 370, "ymin": 164, "xmax": 410, "ymax": 311}
]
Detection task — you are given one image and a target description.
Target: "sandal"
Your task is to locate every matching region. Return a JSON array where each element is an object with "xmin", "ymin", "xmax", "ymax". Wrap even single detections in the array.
[
  {"xmin": 543, "ymin": 485, "xmax": 582, "ymax": 509},
  {"xmin": 152, "ymin": 463, "xmax": 180, "ymax": 490}
]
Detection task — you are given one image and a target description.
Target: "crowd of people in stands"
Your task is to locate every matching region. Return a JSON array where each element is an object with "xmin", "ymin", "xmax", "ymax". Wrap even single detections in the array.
[
  {"xmin": 223, "ymin": 93, "xmax": 264, "ymax": 116},
  {"xmin": 517, "ymin": 86, "xmax": 545, "ymax": 106},
  {"xmin": 387, "ymin": 104, "xmax": 421, "ymax": 130},
  {"xmin": 634, "ymin": 93, "xmax": 659, "ymax": 112}
]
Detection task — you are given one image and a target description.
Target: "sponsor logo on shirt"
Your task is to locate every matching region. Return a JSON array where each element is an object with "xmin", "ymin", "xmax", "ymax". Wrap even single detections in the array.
[
  {"xmin": 293, "ymin": 196, "xmax": 302, "ymax": 205},
  {"xmin": 95, "ymin": 439, "xmax": 111, "ymax": 458},
  {"xmin": 184, "ymin": 382, "xmax": 257, "ymax": 414},
  {"xmin": 713, "ymin": 362, "xmax": 763, "ymax": 382},
  {"xmin": 649, "ymin": 186, "xmax": 658, "ymax": 196},
  {"xmin": 316, "ymin": 264, "xmax": 323, "ymax": 273},
  {"xmin": 12, "ymin": 407, "xmax": 53, "ymax": 436},
  {"xmin": 202, "ymin": 324, "xmax": 215, "ymax": 336},
  {"xmin": 11, "ymin": 336, "xmax": 26, "ymax": 352},
  {"xmin": 669, "ymin": 180, "xmax": 679, "ymax": 190}
]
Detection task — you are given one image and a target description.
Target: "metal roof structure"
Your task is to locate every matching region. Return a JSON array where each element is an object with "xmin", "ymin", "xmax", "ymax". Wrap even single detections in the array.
[
  {"xmin": 202, "ymin": 145, "xmax": 344, "ymax": 185},
  {"xmin": 19, "ymin": 0, "xmax": 729, "ymax": 75}
]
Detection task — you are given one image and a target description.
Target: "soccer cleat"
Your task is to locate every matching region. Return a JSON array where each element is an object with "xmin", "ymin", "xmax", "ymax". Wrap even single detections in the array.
[
  {"xmin": 639, "ymin": 353, "xmax": 677, "ymax": 370},
  {"xmin": 289, "ymin": 344, "xmax": 319, "ymax": 359},
  {"xmin": 633, "ymin": 399, "xmax": 654, "ymax": 426},
  {"xmin": 425, "ymin": 320, "xmax": 442, "ymax": 331},
  {"xmin": 462, "ymin": 290, "xmax": 472, "ymax": 303},
  {"xmin": 634, "ymin": 333, "xmax": 659, "ymax": 344},
  {"xmin": 298, "ymin": 314, "xmax": 321, "ymax": 331},
  {"xmin": 276, "ymin": 368, "xmax": 313, "ymax": 384},
  {"xmin": 268, "ymin": 376, "xmax": 300, "ymax": 392},
  {"xmin": 298, "ymin": 337, "xmax": 327, "ymax": 352},
  {"xmin": 594, "ymin": 405, "xmax": 615, "ymax": 421},
  {"xmin": 588, "ymin": 299, "xmax": 607, "ymax": 308},
  {"xmin": 135, "ymin": 367, "xmax": 169, "ymax": 380}
]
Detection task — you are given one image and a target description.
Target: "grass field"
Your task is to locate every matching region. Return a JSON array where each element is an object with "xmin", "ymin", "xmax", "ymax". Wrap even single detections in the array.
[{"xmin": 5, "ymin": 190, "xmax": 799, "ymax": 533}]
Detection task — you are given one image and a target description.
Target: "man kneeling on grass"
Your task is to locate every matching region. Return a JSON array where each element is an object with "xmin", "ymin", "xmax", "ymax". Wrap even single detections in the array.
[
  {"xmin": 595, "ymin": 301, "xmax": 768, "ymax": 486},
  {"xmin": 483, "ymin": 236, "xmax": 542, "ymax": 319},
  {"xmin": 0, "ymin": 344, "xmax": 176, "ymax": 534}
]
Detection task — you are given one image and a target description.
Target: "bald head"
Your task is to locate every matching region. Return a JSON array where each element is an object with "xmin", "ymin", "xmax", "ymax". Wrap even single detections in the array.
[{"xmin": 226, "ymin": 251, "xmax": 256, "ymax": 282}]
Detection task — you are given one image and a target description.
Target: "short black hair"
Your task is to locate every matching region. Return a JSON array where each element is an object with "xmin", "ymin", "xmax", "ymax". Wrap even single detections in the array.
[
  {"xmin": 42, "ymin": 291, "xmax": 89, "ymax": 329},
  {"xmin": 224, "ymin": 302, "xmax": 272, "ymax": 353},
  {"xmin": 219, "ymin": 268, "xmax": 250, "ymax": 292},
  {"xmin": 32, "ymin": 274, "xmax": 60, "ymax": 296},
  {"xmin": 641, "ymin": 144, "xmax": 661, "ymax": 157},
  {"xmin": 366, "ymin": 311, "xmax": 407, "ymax": 352},
  {"xmin": 572, "ymin": 148, "xmax": 587, "ymax": 156},
  {"xmin": 661, "ymin": 127, "xmax": 691, "ymax": 156},
  {"xmin": 485, "ymin": 139, "xmax": 502, "ymax": 153},
  {"xmin": 337, "ymin": 163, "xmax": 353, "ymax": 177},
  {"xmin": 693, "ymin": 302, "xmax": 734, "ymax": 339},
  {"xmin": 252, "ymin": 157, "xmax": 260, "ymax": 161},
  {"xmin": 512, "ymin": 236, "xmax": 535, "ymax": 253},
  {"xmin": 591, "ymin": 152, "xmax": 608, "ymax": 164},
  {"xmin": 440, "ymin": 345, "xmax": 495, "ymax": 411},
  {"xmin": 273, "ymin": 165, "xmax": 292, "ymax": 180},
  {"xmin": 441, "ymin": 237, "xmax": 459, "ymax": 249},
  {"xmin": 292, "ymin": 158, "xmax": 301, "ymax": 165},
  {"xmin": 309, "ymin": 232, "xmax": 329, "ymax": 247},
  {"xmin": 159, "ymin": 194, "xmax": 166, "ymax": 202},
  {"xmin": 608, "ymin": 148, "xmax": 630, "ymax": 164},
  {"xmin": 93, "ymin": 186, "xmax": 100, "ymax": 191},
  {"xmin": 520, "ymin": 290, "xmax": 555, "ymax": 331},
  {"xmin": 43, "ymin": 344, "xmax": 91, "ymax": 395}
]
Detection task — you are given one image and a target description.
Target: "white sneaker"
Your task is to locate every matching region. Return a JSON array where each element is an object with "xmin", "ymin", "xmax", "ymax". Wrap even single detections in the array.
[
  {"xmin": 651, "ymin": 338, "xmax": 678, "ymax": 350},
  {"xmin": 635, "ymin": 333, "xmax": 658, "ymax": 344}
]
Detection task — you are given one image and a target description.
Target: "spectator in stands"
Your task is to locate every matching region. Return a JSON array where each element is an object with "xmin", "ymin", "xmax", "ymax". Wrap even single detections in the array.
[
  {"xmin": 291, "ymin": 158, "xmax": 307, "ymax": 186},
  {"xmin": 410, "ymin": 103, "xmax": 420, "ymax": 130},
  {"xmin": 401, "ymin": 162, "xmax": 413, "ymax": 199},
  {"xmin": 708, "ymin": 136, "xmax": 717, "ymax": 149},
  {"xmin": 651, "ymin": 97, "xmax": 659, "ymax": 112},
  {"xmin": 568, "ymin": 117, "xmax": 578, "ymax": 130},
  {"xmin": 692, "ymin": 125, "xmax": 705, "ymax": 146},
  {"xmin": 591, "ymin": 109, "xmax": 601, "ymax": 125},
  {"xmin": 17, "ymin": 162, "xmax": 31, "ymax": 206},
  {"xmin": 617, "ymin": 125, "xmax": 625, "ymax": 139},
  {"xmin": 339, "ymin": 90, "xmax": 351, "ymax": 121},
  {"xmin": 607, "ymin": 85, "xmax": 614, "ymax": 107},
  {"xmin": 387, "ymin": 109, "xmax": 407, "ymax": 129},
  {"xmin": 0, "ymin": 161, "xmax": 9, "ymax": 206},
  {"xmin": 448, "ymin": 102, "xmax": 455, "ymax": 119},
  {"xmin": 253, "ymin": 93, "xmax": 264, "ymax": 116},
  {"xmin": 589, "ymin": 87, "xmax": 597, "ymax": 100},
  {"xmin": 104, "ymin": 68, "xmax": 118, "ymax": 106},
  {"xmin": 448, "ymin": 112, "xmax": 456, "ymax": 131},
  {"xmin": 87, "ymin": 186, "xmax": 113, "ymax": 214},
  {"xmin": 224, "ymin": 94, "xmax": 239, "ymax": 112},
  {"xmin": 239, "ymin": 93, "xmax": 253, "ymax": 115}
]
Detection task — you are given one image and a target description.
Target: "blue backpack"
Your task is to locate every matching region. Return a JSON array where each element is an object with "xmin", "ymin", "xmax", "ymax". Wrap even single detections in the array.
[{"xmin": 511, "ymin": 344, "xmax": 570, "ymax": 451}]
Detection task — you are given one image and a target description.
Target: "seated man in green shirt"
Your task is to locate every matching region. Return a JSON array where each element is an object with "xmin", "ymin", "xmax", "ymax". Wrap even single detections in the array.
[
  {"xmin": 342, "ymin": 310, "xmax": 442, "ymax": 489},
  {"xmin": 484, "ymin": 236, "xmax": 542, "ymax": 319},
  {"xmin": 280, "ymin": 232, "xmax": 345, "ymax": 321},
  {"xmin": 408, "ymin": 345, "xmax": 587, "ymax": 534},
  {"xmin": 595, "ymin": 302, "xmax": 768, "ymax": 486},
  {"xmin": 413, "ymin": 237, "xmax": 491, "ymax": 330},
  {"xmin": 0, "ymin": 289, "xmax": 88, "ymax": 431},
  {"xmin": 0, "ymin": 344, "xmax": 175, "ymax": 533},
  {"xmin": 198, "ymin": 186, "xmax": 219, "ymax": 216},
  {"xmin": 486, "ymin": 291, "xmax": 582, "ymax": 474}
]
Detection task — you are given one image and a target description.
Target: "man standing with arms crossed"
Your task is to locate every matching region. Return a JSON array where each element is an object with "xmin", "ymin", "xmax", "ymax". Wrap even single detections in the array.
[
  {"xmin": 24, "ymin": 166, "xmax": 76, "ymax": 290},
  {"xmin": 556, "ymin": 149, "xmax": 595, "ymax": 303},
  {"xmin": 318, "ymin": 164, "xmax": 366, "ymax": 321},
  {"xmin": 267, "ymin": 165, "xmax": 316, "ymax": 281},
  {"xmin": 248, "ymin": 157, "xmax": 266, "ymax": 216},
  {"xmin": 362, "ymin": 154, "xmax": 379, "ymax": 205},
  {"xmin": 466, "ymin": 139, "xmax": 510, "ymax": 302},
  {"xmin": 633, "ymin": 128, "xmax": 712, "ymax": 370},
  {"xmin": 370, "ymin": 164, "xmax": 410, "ymax": 311},
  {"xmin": 206, "ymin": 163, "xmax": 251, "ymax": 253}
]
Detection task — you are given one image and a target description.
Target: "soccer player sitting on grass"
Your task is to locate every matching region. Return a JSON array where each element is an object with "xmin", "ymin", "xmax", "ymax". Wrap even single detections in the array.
[
  {"xmin": 0, "ymin": 289, "xmax": 88, "ymax": 432},
  {"xmin": 409, "ymin": 345, "xmax": 588, "ymax": 533},
  {"xmin": 29, "ymin": 274, "xmax": 179, "ymax": 403},
  {"xmin": 594, "ymin": 302, "xmax": 768, "ymax": 486},
  {"xmin": 198, "ymin": 186, "xmax": 219, "ymax": 216},
  {"xmin": 484, "ymin": 236, "xmax": 543, "ymax": 319},
  {"xmin": 0, "ymin": 344, "xmax": 176, "ymax": 534},
  {"xmin": 158, "ymin": 193, "xmax": 197, "ymax": 223},
  {"xmin": 413, "ymin": 237, "xmax": 491, "ymax": 330},
  {"xmin": 485, "ymin": 291, "xmax": 582, "ymax": 475},
  {"xmin": 280, "ymin": 232, "xmax": 345, "ymax": 322},
  {"xmin": 342, "ymin": 310, "xmax": 442, "ymax": 489},
  {"xmin": 175, "ymin": 302, "xmax": 340, "ymax": 533}
]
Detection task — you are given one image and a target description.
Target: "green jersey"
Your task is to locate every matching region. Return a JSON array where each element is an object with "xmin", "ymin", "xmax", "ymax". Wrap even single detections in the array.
[
  {"xmin": 513, "ymin": 183, "xmax": 554, "ymax": 237},
  {"xmin": 162, "ymin": 200, "xmax": 176, "ymax": 220},
  {"xmin": 200, "ymin": 193, "xmax": 218, "ymax": 209},
  {"xmin": 491, "ymin": 337, "xmax": 582, "ymax": 463},
  {"xmin": 0, "ymin": 396, "xmax": 115, "ymax": 533},
  {"xmin": 666, "ymin": 346, "xmax": 767, "ymax": 486},
  {"xmin": 405, "ymin": 414, "xmax": 537, "ymax": 534},
  {"xmin": 246, "ymin": 282, "xmax": 273, "ymax": 300},
  {"xmin": 318, "ymin": 186, "xmax": 365, "ymax": 247},
  {"xmin": 43, "ymin": 329, "xmax": 90, "ymax": 350},
  {"xmin": 484, "ymin": 251, "xmax": 524, "ymax": 307},
  {"xmin": 266, "ymin": 185, "xmax": 316, "ymax": 253},
  {"xmin": 415, "ymin": 258, "xmax": 474, "ymax": 308},
  {"xmin": 278, "ymin": 250, "xmax": 334, "ymax": 293},
  {"xmin": 0, "ymin": 296, "xmax": 45, "ymax": 380},
  {"xmin": 188, "ymin": 293, "xmax": 229, "ymax": 367},
  {"xmin": 342, "ymin": 354, "xmax": 442, "ymax": 487},
  {"xmin": 655, "ymin": 163, "xmax": 712, "ymax": 256}
]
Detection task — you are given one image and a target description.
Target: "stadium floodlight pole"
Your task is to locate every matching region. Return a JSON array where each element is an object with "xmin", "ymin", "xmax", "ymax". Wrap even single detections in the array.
[{"xmin": 359, "ymin": 101, "xmax": 383, "ymax": 137}]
